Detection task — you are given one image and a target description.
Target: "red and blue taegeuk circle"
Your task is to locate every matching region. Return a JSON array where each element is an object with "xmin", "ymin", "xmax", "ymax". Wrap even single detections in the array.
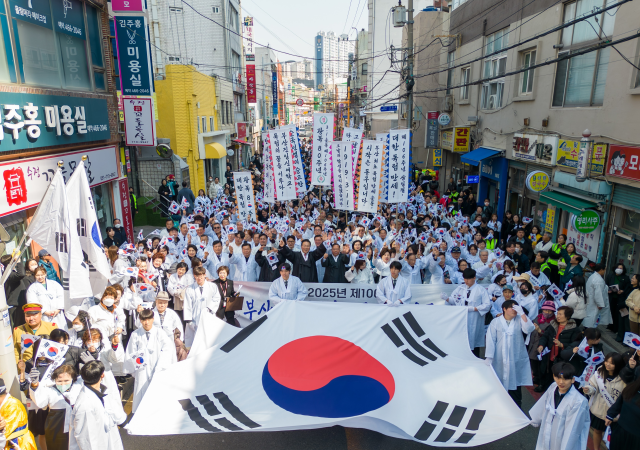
[
  {"xmin": 262, "ymin": 336, "xmax": 395, "ymax": 418},
  {"xmin": 47, "ymin": 347, "xmax": 58, "ymax": 357},
  {"xmin": 631, "ymin": 337, "xmax": 640, "ymax": 347},
  {"xmin": 136, "ymin": 357, "xmax": 144, "ymax": 364},
  {"xmin": 23, "ymin": 338, "xmax": 34, "ymax": 348}
]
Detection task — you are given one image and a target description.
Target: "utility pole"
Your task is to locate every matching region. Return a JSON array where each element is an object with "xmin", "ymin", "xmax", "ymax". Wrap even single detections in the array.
[{"xmin": 406, "ymin": 0, "xmax": 415, "ymax": 134}]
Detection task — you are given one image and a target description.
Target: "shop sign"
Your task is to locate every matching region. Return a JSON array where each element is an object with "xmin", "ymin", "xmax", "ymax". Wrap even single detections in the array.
[
  {"xmin": 433, "ymin": 149, "xmax": 442, "ymax": 167},
  {"xmin": 425, "ymin": 116, "xmax": 439, "ymax": 148},
  {"xmin": 114, "ymin": 16, "xmax": 153, "ymax": 96},
  {"xmin": 544, "ymin": 204, "xmax": 556, "ymax": 234},
  {"xmin": 525, "ymin": 170, "xmax": 550, "ymax": 192},
  {"xmin": 112, "ymin": 0, "xmax": 144, "ymax": 12},
  {"xmin": 480, "ymin": 157, "xmax": 506, "ymax": 182},
  {"xmin": 0, "ymin": 145, "xmax": 119, "ymax": 217},
  {"xmin": 568, "ymin": 213, "xmax": 601, "ymax": 262},
  {"xmin": 512, "ymin": 133, "xmax": 558, "ymax": 165},
  {"xmin": 453, "ymin": 127, "xmax": 470, "ymax": 153},
  {"xmin": 0, "ymin": 92, "xmax": 110, "ymax": 152},
  {"xmin": 441, "ymin": 130, "xmax": 452, "ymax": 150},
  {"xmin": 606, "ymin": 144, "xmax": 640, "ymax": 181},
  {"xmin": 123, "ymin": 97, "xmax": 155, "ymax": 146},
  {"xmin": 118, "ymin": 177, "xmax": 135, "ymax": 244},
  {"xmin": 556, "ymin": 139, "xmax": 607, "ymax": 175},
  {"xmin": 574, "ymin": 210, "xmax": 600, "ymax": 234}
]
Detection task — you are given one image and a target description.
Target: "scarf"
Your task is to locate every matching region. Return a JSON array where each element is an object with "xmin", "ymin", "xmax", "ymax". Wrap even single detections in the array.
[{"xmin": 536, "ymin": 312, "xmax": 555, "ymax": 325}]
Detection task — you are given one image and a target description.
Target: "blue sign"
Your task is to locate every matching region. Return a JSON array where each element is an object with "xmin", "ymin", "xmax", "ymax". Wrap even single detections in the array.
[
  {"xmin": 0, "ymin": 92, "xmax": 110, "ymax": 152},
  {"xmin": 315, "ymin": 35, "xmax": 323, "ymax": 92},
  {"xmin": 466, "ymin": 175, "xmax": 480, "ymax": 184},
  {"xmin": 114, "ymin": 16, "xmax": 152, "ymax": 96},
  {"xmin": 479, "ymin": 157, "xmax": 507, "ymax": 182},
  {"xmin": 272, "ymin": 72, "xmax": 278, "ymax": 117},
  {"xmin": 10, "ymin": 0, "xmax": 52, "ymax": 29},
  {"xmin": 52, "ymin": 0, "xmax": 86, "ymax": 38},
  {"xmin": 380, "ymin": 105, "xmax": 398, "ymax": 112}
]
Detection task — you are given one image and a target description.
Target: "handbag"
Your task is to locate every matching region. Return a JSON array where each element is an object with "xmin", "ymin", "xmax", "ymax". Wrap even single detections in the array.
[{"xmin": 225, "ymin": 296, "xmax": 244, "ymax": 311}]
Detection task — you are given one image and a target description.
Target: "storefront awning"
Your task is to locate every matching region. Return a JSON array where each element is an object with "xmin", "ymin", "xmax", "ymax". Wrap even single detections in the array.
[
  {"xmin": 539, "ymin": 191, "xmax": 598, "ymax": 216},
  {"xmin": 460, "ymin": 147, "xmax": 501, "ymax": 166},
  {"xmin": 231, "ymin": 139, "xmax": 254, "ymax": 146},
  {"xmin": 204, "ymin": 143, "xmax": 227, "ymax": 159}
]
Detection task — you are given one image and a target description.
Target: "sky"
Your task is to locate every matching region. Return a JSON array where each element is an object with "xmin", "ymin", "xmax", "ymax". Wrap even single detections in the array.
[{"xmin": 241, "ymin": 0, "xmax": 369, "ymax": 62}]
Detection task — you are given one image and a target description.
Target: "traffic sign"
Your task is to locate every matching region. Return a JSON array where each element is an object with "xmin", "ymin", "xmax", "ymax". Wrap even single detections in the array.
[
  {"xmin": 296, "ymin": 99, "xmax": 304, "ymax": 107},
  {"xmin": 438, "ymin": 113, "xmax": 451, "ymax": 126},
  {"xmin": 380, "ymin": 105, "xmax": 398, "ymax": 112}
]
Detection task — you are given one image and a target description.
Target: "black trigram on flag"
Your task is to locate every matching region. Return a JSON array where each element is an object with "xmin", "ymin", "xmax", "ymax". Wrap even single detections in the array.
[
  {"xmin": 55, "ymin": 232, "xmax": 68, "ymax": 253},
  {"xmin": 178, "ymin": 392, "xmax": 261, "ymax": 432},
  {"xmin": 381, "ymin": 311, "xmax": 447, "ymax": 366},
  {"xmin": 414, "ymin": 401, "xmax": 486, "ymax": 444}
]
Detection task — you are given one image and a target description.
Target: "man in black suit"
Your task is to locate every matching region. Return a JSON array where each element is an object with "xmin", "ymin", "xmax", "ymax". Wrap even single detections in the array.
[
  {"xmin": 278, "ymin": 233, "xmax": 327, "ymax": 282},
  {"xmin": 255, "ymin": 246, "xmax": 284, "ymax": 282},
  {"xmin": 321, "ymin": 244, "xmax": 350, "ymax": 283}
]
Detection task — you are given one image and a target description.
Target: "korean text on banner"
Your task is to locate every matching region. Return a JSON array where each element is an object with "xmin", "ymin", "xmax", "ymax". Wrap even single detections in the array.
[
  {"xmin": 268, "ymin": 129, "xmax": 297, "ymax": 201},
  {"xmin": 114, "ymin": 16, "xmax": 153, "ymax": 96},
  {"xmin": 282, "ymin": 125, "xmax": 306, "ymax": 195},
  {"xmin": 341, "ymin": 127, "xmax": 363, "ymax": 142},
  {"xmin": 387, "ymin": 130, "xmax": 411, "ymax": 203},
  {"xmin": 332, "ymin": 141, "xmax": 355, "ymax": 210},
  {"xmin": 123, "ymin": 97, "xmax": 155, "ymax": 146},
  {"xmin": 233, "ymin": 172, "xmax": 257, "ymax": 222},
  {"xmin": 246, "ymin": 65, "xmax": 256, "ymax": 104},
  {"xmin": 311, "ymin": 113, "xmax": 334, "ymax": 186},
  {"xmin": 262, "ymin": 132, "xmax": 275, "ymax": 203},
  {"xmin": 357, "ymin": 140, "xmax": 384, "ymax": 213}
]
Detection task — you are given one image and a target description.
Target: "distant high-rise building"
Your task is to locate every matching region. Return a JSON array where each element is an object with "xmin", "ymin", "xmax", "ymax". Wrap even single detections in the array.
[{"xmin": 315, "ymin": 31, "xmax": 354, "ymax": 89}]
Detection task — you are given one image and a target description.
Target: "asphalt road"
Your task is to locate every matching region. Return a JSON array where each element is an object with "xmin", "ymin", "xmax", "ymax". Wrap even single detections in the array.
[{"xmin": 120, "ymin": 387, "xmax": 539, "ymax": 450}]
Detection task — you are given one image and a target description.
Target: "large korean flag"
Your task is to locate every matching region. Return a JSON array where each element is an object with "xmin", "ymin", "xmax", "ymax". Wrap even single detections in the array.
[{"xmin": 126, "ymin": 302, "xmax": 529, "ymax": 446}]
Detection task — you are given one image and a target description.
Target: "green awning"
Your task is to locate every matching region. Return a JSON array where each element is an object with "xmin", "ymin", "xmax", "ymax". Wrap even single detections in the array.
[{"xmin": 539, "ymin": 191, "xmax": 598, "ymax": 216}]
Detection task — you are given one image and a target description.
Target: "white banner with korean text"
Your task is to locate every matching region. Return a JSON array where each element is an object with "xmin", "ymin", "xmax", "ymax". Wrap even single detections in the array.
[
  {"xmin": 387, "ymin": 130, "xmax": 411, "ymax": 203},
  {"xmin": 123, "ymin": 97, "xmax": 155, "ymax": 146},
  {"xmin": 331, "ymin": 141, "xmax": 355, "ymax": 211},
  {"xmin": 268, "ymin": 128, "xmax": 297, "ymax": 200},
  {"xmin": 282, "ymin": 125, "xmax": 306, "ymax": 195},
  {"xmin": 357, "ymin": 140, "xmax": 384, "ymax": 213},
  {"xmin": 311, "ymin": 113, "xmax": 334, "ymax": 186},
  {"xmin": 262, "ymin": 132, "xmax": 276, "ymax": 203},
  {"xmin": 233, "ymin": 172, "xmax": 257, "ymax": 222},
  {"xmin": 341, "ymin": 127, "xmax": 363, "ymax": 142}
]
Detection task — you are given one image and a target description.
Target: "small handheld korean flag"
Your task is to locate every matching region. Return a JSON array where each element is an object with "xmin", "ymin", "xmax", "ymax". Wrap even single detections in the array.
[
  {"xmin": 623, "ymin": 332, "xmax": 640, "ymax": 350},
  {"xmin": 168, "ymin": 201, "xmax": 180, "ymax": 214},
  {"xmin": 124, "ymin": 267, "xmax": 140, "ymax": 278},
  {"xmin": 267, "ymin": 253, "xmax": 279, "ymax": 266},
  {"xmin": 547, "ymin": 284, "xmax": 564, "ymax": 303},
  {"xmin": 585, "ymin": 351, "xmax": 605, "ymax": 367},
  {"xmin": 226, "ymin": 224, "xmax": 237, "ymax": 234},
  {"xmin": 180, "ymin": 197, "xmax": 190, "ymax": 209},
  {"xmin": 21, "ymin": 334, "xmax": 41, "ymax": 356},
  {"xmin": 134, "ymin": 283, "xmax": 155, "ymax": 295},
  {"xmin": 138, "ymin": 230, "xmax": 144, "ymax": 241},
  {"xmin": 537, "ymin": 347, "xmax": 551, "ymax": 361},
  {"xmin": 132, "ymin": 350, "xmax": 148, "ymax": 371},
  {"xmin": 604, "ymin": 426, "xmax": 611, "ymax": 449},
  {"xmin": 146, "ymin": 272, "xmax": 158, "ymax": 282},
  {"xmin": 35, "ymin": 339, "xmax": 69, "ymax": 361},
  {"xmin": 577, "ymin": 337, "xmax": 592, "ymax": 358}
]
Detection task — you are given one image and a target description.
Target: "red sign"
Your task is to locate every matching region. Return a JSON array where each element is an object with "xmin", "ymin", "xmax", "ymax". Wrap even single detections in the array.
[
  {"xmin": 3, "ymin": 167, "xmax": 27, "ymax": 206},
  {"xmin": 296, "ymin": 99, "xmax": 304, "ymax": 107},
  {"xmin": 246, "ymin": 65, "xmax": 256, "ymax": 104},
  {"xmin": 236, "ymin": 123, "xmax": 247, "ymax": 140},
  {"xmin": 427, "ymin": 111, "xmax": 440, "ymax": 120},
  {"xmin": 607, "ymin": 144, "xmax": 640, "ymax": 181},
  {"xmin": 118, "ymin": 178, "xmax": 135, "ymax": 244}
]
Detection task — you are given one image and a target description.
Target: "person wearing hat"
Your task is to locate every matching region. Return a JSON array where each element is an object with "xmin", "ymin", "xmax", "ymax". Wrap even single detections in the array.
[
  {"xmin": 269, "ymin": 263, "xmax": 308, "ymax": 303},
  {"xmin": 37, "ymin": 249, "xmax": 61, "ymax": 285},
  {"xmin": 135, "ymin": 291, "xmax": 183, "ymax": 341},
  {"xmin": 13, "ymin": 300, "xmax": 58, "ymax": 364},
  {"xmin": 445, "ymin": 268, "xmax": 491, "ymax": 355},
  {"xmin": 485, "ymin": 299, "xmax": 535, "ymax": 409},
  {"xmin": 0, "ymin": 377, "xmax": 37, "ymax": 450},
  {"xmin": 345, "ymin": 253, "xmax": 374, "ymax": 284}
]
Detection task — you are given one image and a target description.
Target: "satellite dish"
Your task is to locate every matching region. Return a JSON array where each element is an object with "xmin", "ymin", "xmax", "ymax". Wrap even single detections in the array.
[{"xmin": 156, "ymin": 143, "xmax": 173, "ymax": 159}]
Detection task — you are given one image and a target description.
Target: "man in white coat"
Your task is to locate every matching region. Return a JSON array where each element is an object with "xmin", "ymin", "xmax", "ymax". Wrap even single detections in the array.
[
  {"xmin": 583, "ymin": 263, "xmax": 612, "ymax": 328},
  {"xmin": 529, "ymin": 362, "xmax": 590, "ymax": 450},
  {"xmin": 135, "ymin": 291, "xmax": 183, "ymax": 341},
  {"xmin": 71, "ymin": 360, "xmax": 126, "ymax": 450},
  {"xmin": 183, "ymin": 266, "xmax": 220, "ymax": 346},
  {"xmin": 485, "ymin": 296, "xmax": 535, "ymax": 409},
  {"xmin": 125, "ymin": 308, "xmax": 174, "ymax": 413},
  {"xmin": 376, "ymin": 261, "xmax": 412, "ymax": 306},
  {"xmin": 472, "ymin": 249, "xmax": 494, "ymax": 284},
  {"xmin": 446, "ymin": 268, "xmax": 491, "ymax": 355},
  {"xmin": 228, "ymin": 242, "xmax": 259, "ymax": 282},
  {"xmin": 400, "ymin": 252, "xmax": 426, "ymax": 285},
  {"xmin": 269, "ymin": 263, "xmax": 308, "ymax": 303},
  {"xmin": 426, "ymin": 248, "xmax": 456, "ymax": 284}
]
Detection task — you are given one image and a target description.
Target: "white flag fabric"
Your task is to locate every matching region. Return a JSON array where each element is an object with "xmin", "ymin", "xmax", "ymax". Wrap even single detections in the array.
[
  {"xmin": 341, "ymin": 127, "xmax": 363, "ymax": 143},
  {"xmin": 623, "ymin": 332, "xmax": 640, "ymax": 349},
  {"xmin": 331, "ymin": 141, "xmax": 355, "ymax": 211},
  {"xmin": 386, "ymin": 130, "xmax": 411, "ymax": 203},
  {"xmin": 233, "ymin": 172, "xmax": 256, "ymax": 222},
  {"xmin": 262, "ymin": 132, "xmax": 276, "ymax": 203},
  {"xmin": 268, "ymin": 128, "xmax": 297, "ymax": 200},
  {"xmin": 281, "ymin": 125, "xmax": 306, "ymax": 195},
  {"xmin": 66, "ymin": 161, "xmax": 111, "ymax": 286},
  {"xmin": 25, "ymin": 170, "xmax": 92, "ymax": 300},
  {"xmin": 357, "ymin": 140, "xmax": 384, "ymax": 213},
  {"xmin": 126, "ymin": 302, "xmax": 529, "ymax": 445},
  {"xmin": 311, "ymin": 113, "xmax": 334, "ymax": 186},
  {"xmin": 376, "ymin": 133, "xmax": 388, "ymax": 142}
]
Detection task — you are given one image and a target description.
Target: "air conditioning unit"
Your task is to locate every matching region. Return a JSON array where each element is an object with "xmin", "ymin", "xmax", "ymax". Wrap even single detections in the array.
[
  {"xmin": 441, "ymin": 94, "xmax": 453, "ymax": 112},
  {"xmin": 488, "ymin": 95, "xmax": 499, "ymax": 109}
]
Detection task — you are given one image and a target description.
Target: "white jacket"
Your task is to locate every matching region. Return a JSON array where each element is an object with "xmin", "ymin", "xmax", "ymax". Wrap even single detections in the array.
[
  {"xmin": 345, "ymin": 266, "xmax": 374, "ymax": 284},
  {"xmin": 562, "ymin": 292, "xmax": 588, "ymax": 320},
  {"xmin": 27, "ymin": 280, "xmax": 66, "ymax": 330},
  {"xmin": 70, "ymin": 384, "xmax": 126, "ymax": 450}
]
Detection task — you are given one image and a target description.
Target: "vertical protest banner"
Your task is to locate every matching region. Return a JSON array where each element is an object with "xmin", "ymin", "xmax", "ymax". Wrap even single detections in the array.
[
  {"xmin": 356, "ymin": 141, "xmax": 384, "ymax": 213},
  {"xmin": 311, "ymin": 113, "xmax": 334, "ymax": 186},
  {"xmin": 114, "ymin": 16, "xmax": 153, "ymax": 96},
  {"xmin": 262, "ymin": 132, "xmax": 275, "ymax": 203},
  {"xmin": 281, "ymin": 125, "xmax": 306, "ymax": 196},
  {"xmin": 246, "ymin": 65, "xmax": 256, "ymax": 104},
  {"xmin": 341, "ymin": 127, "xmax": 363, "ymax": 142},
  {"xmin": 123, "ymin": 97, "xmax": 155, "ymax": 146},
  {"xmin": 268, "ymin": 129, "xmax": 297, "ymax": 200},
  {"xmin": 332, "ymin": 141, "xmax": 355, "ymax": 211},
  {"xmin": 233, "ymin": 172, "xmax": 256, "ymax": 221},
  {"xmin": 387, "ymin": 129, "xmax": 411, "ymax": 203}
]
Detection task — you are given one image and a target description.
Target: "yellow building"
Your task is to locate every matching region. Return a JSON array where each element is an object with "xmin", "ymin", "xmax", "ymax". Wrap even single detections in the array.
[{"xmin": 156, "ymin": 65, "xmax": 229, "ymax": 194}]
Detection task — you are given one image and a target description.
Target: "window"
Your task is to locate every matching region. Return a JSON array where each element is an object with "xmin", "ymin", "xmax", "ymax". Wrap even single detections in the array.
[
  {"xmin": 201, "ymin": 116, "xmax": 207, "ymax": 132},
  {"xmin": 210, "ymin": 116, "xmax": 214, "ymax": 131},
  {"xmin": 87, "ymin": 5, "xmax": 105, "ymax": 90},
  {"xmin": 460, "ymin": 66, "xmax": 470, "ymax": 100},
  {"xmin": 361, "ymin": 63, "xmax": 368, "ymax": 75},
  {"xmin": 521, "ymin": 50, "xmax": 536, "ymax": 94},
  {"xmin": 481, "ymin": 28, "xmax": 509, "ymax": 110},
  {"xmin": 446, "ymin": 51, "xmax": 454, "ymax": 94},
  {"xmin": 16, "ymin": 21, "xmax": 60, "ymax": 88},
  {"xmin": 552, "ymin": 0, "xmax": 615, "ymax": 107},
  {"xmin": 169, "ymin": 7, "xmax": 183, "ymax": 13},
  {"xmin": 212, "ymin": 6, "xmax": 220, "ymax": 14}
]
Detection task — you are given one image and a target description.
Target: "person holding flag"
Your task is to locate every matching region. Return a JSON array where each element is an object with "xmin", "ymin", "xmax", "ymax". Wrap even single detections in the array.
[{"xmin": 14, "ymin": 299, "xmax": 58, "ymax": 364}]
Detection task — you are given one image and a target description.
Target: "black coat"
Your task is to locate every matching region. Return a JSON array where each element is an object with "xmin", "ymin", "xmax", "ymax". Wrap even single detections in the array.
[
  {"xmin": 255, "ymin": 251, "xmax": 284, "ymax": 282},
  {"xmin": 538, "ymin": 319, "xmax": 582, "ymax": 370},
  {"xmin": 114, "ymin": 227, "xmax": 128, "ymax": 245},
  {"xmin": 279, "ymin": 244, "xmax": 326, "ymax": 283},
  {"xmin": 3, "ymin": 262, "xmax": 26, "ymax": 307},
  {"xmin": 321, "ymin": 253, "xmax": 350, "ymax": 283},
  {"xmin": 213, "ymin": 279, "xmax": 235, "ymax": 319},
  {"xmin": 10, "ymin": 272, "xmax": 35, "ymax": 327},
  {"xmin": 103, "ymin": 236, "xmax": 122, "ymax": 248},
  {"xmin": 177, "ymin": 187, "xmax": 196, "ymax": 214}
]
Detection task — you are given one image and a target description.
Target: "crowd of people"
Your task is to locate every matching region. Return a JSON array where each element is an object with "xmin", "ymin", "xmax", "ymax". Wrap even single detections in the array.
[{"xmin": 0, "ymin": 141, "xmax": 639, "ymax": 450}]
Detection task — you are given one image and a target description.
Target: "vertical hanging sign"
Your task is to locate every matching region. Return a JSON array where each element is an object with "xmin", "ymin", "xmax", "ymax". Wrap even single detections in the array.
[
  {"xmin": 272, "ymin": 72, "xmax": 278, "ymax": 117},
  {"xmin": 332, "ymin": 141, "xmax": 355, "ymax": 211},
  {"xmin": 268, "ymin": 129, "xmax": 296, "ymax": 200},
  {"xmin": 262, "ymin": 132, "xmax": 275, "ymax": 203},
  {"xmin": 123, "ymin": 97, "xmax": 155, "ymax": 146},
  {"xmin": 357, "ymin": 140, "xmax": 384, "ymax": 213},
  {"xmin": 233, "ymin": 172, "xmax": 257, "ymax": 221},
  {"xmin": 311, "ymin": 113, "xmax": 334, "ymax": 186},
  {"xmin": 114, "ymin": 16, "xmax": 153, "ymax": 96},
  {"xmin": 246, "ymin": 65, "xmax": 256, "ymax": 104},
  {"xmin": 387, "ymin": 129, "xmax": 411, "ymax": 203},
  {"xmin": 282, "ymin": 125, "xmax": 306, "ymax": 196}
]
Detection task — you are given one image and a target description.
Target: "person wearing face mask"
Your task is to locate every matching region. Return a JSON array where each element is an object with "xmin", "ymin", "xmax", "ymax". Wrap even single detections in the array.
[
  {"xmin": 529, "ymin": 301, "xmax": 557, "ymax": 388},
  {"xmin": 27, "ymin": 266, "xmax": 67, "ymax": 331},
  {"xmin": 28, "ymin": 364, "xmax": 82, "ymax": 450},
  {"xmin": 112, "ymin": 218, "xmax": 128, "ymax": 246},
  {"xmin": 488, "ymin": 275, "xmax": 508, "ymax": 318},
  {"xmin": 514, "ymin": 279, "xmax": 539, "ymax": 322},
  {"xmin": 79, "ymin": 328, "xmax": 124, "ymax": 410},
  {"xmin": 66, "ymin": 308, "xmax": 90, "ymax": 347},
  {"xmin": 88, "ymin": 287, "xmax": 122, "ymax": 341}
]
